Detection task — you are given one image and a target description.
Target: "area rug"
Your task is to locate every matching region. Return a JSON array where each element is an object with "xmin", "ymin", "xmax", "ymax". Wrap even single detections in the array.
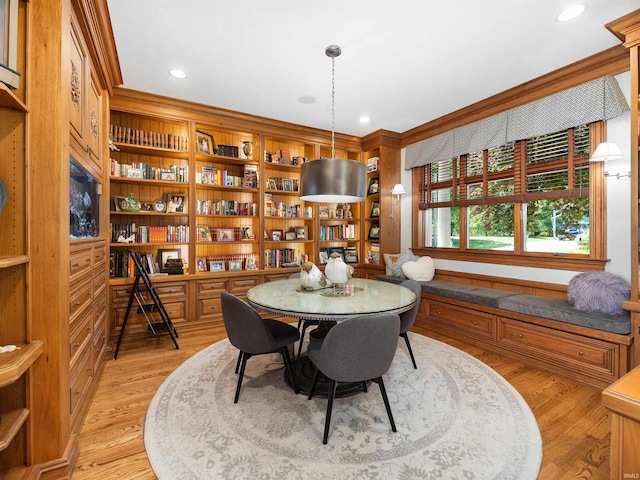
[{"xmin": 145, "ymin": 333, "xmax": 542, "ymax": 479}]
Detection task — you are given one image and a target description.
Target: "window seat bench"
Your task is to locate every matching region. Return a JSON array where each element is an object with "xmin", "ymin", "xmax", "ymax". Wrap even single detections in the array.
[{"xmin": 377, "ymin": 275, "xmax": 633, "ymax": 389}]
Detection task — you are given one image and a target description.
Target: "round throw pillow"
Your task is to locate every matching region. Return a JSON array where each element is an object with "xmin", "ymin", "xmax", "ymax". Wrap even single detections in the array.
[
  {"xmin": 567, "ymin": 271, "xmax": 630, "ymax": 315},
  {"xmin": 401, "ymin": 256, "xmax": 435, "ymax": 282}
]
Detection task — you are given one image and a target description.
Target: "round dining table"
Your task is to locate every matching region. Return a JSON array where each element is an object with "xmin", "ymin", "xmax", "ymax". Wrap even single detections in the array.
[
  {"xmin": 246, "ymin": 277, "xmax": 416, "ymax": 321},
  {"xmin": 246, "ymin": 277, "xmax": 417, "ymax": 396}
]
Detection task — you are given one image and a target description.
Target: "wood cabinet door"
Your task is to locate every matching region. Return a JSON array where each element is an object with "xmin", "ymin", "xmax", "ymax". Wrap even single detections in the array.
[{"xmin": 69, "ymin": 15, "xmax": 87, "ymax": 148}]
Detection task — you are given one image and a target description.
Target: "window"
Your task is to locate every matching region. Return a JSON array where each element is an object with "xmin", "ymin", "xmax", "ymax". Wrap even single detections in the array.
[{"xmin": 418, "ymin": 124, "xmax": 598, "ymax": 261}]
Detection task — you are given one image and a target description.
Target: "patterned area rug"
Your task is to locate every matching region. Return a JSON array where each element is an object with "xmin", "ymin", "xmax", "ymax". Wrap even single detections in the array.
[{"xmin": 145, "ymin": 333, "xmax": 542, "ymax": 479}]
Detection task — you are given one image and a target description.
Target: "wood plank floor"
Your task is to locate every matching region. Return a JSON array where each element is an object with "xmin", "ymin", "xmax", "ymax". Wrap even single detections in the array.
[{"xmin": 73, "ymin": 321, "xmax": 611, "ymax": 479}]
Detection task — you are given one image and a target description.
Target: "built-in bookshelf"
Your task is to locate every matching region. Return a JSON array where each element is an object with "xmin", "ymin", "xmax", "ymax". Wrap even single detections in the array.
[
  {"xmin": 263, "ymin": 137, "xmax": 315, "ymax": 268},
  {"xmin": 106, "ymin": 89, "xmax": 396, "ymax": 332},
  {"xmin": 109, "ymin": 111, "xmax": 190, "ymax": 276},
  {"xmin": 194, "ymin": 125, "xmax": 261, "ymax": 274},
  {"xmin": 360, "ymin": 132, "xmax": 402, "ymax": 279}
]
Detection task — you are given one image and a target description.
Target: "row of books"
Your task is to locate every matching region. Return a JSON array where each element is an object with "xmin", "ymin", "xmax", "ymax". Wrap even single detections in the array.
[
  {"xmin": 111, "ymin": 224, "xmax": 190, "ymax": 243},
  {"xmin": 319, "ymin": 224, "xmax": 357, "ymax": 241},
  {"xmin": 110, "ymin": 159, "xmax": 188, "ymax": 182},
  {"xmin": 264, "ymin": 248, "xmax": 303, "ymax": 268},
  {"xmin": 109, "ymin": 251, "xmax": 165, "ymax": 278},
  {"xmin": 196, "ymin": 164, "xmax": 258, "ymax": 188},
  {"xmin": 195, "ymin": 254, "xmax": 258, "ymax": 272},
  {"xmin": 110, "ymin": 124, "xmax": 188, "ymax": 151},
  {"xmin": 264, "ymin": 193, "xmax": 309, "ymax": 218},
  {"xmin": 196, "ymin": 199, "xmax": 258, "ymax": 216}
]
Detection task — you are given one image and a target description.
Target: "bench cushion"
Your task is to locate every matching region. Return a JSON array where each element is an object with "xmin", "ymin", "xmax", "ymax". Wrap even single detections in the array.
[
  {"xmin": 377, "ymin": 275, "xmax": 631, "ymax": 335},
  {"xmin": 498, "ymin": 294, "xmax": 631, "ymax": 335}
]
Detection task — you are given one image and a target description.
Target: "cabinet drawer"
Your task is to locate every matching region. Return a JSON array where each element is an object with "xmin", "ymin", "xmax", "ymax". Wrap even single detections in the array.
[
  {"xmin": 197, "ymin": 297, "xmax": 222, "ymax": 320},
  {"xmin": 70, "ymin": 345, "xmax": 93, "ymax": 416},
  {"xmin": 111, "ymin": 281, "xmax": 187, "ymax": 305},
  {"xmin": 70, "ymin": 247, "xmax": 92, "ymax": 283},
  {"xmin": 70, "ymin": 277, "xmax": 93, "ymax": 324},
  {"xmin": 155, "ymin": 282, "xmax": 187, "ymax": 297},
  {"xmin": 93, "ymin": 290, "xmax": 107, "ymax": 331},
  {"xmin": 498, "ymin": 317, "xmax": 617, "ymax": 378},
  {"xmin": 228, "ymin": 276, "xmax": 260, "ymax": 295},
  {"xmin": 93, "ymin": 322, "xmax": 107, "ymax": 372},
  {"xmin": 93, "ymin": 243, "xmax": 106, "ymax": 267},
  {"xmin": 93, "ymin": 266, "xmax": 106, "ymax": 297},
  {"xmin": 426, "ymin": 300, "xmax": 495, "ymax": 340},
  {"xmin": 197, "ymin": 279, "xmax": 227, "ymax": 297},
  {"xmin": 113, "ymin": 299, "xmax": 187, "ymax": 330},
  {"xmin": 70, "ymin": 308, "xmax": 93, "ymax": 370}
]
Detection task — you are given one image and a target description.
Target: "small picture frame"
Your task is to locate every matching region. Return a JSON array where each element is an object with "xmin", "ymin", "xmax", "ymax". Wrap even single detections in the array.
[
  {"xmin": 114, "ymin": 196, "xmax": 126, "ymax": 212},
  {"xmin": 370, "ymin": 201, "xmax": 380, "ymax": 218},
  {"xmin": 281, "ymin": 178, "xmax": 294, "ymax": 191},
  {"xmin": 344, "ymin": 247, "xmax": 359, "ymax": 264},
  {"xmin": 368, "ymin": 177, "xmax": 380, "ymax": 195},
  {"xmin": 196, "ymin": 131, "xmax": 214, "ymax": 155},
  {"xmin": 126, "ymin": 167, "xmax": 143, "ymax": 179},
  {"xmin": 319, "ymin": 248, "xmax": 330, "ymax": 265},
  {"xmin": 295, "ymin": 226, "xmax": 308, "ymax": 239},
  {"xmin": 368, "ymin": 223, "xmax": 380, "ymax": 240},
  {"xmin": 267, "ymin": 178, "xmax": 277, "ymax": 190},
  {"xmin": 241, "ymin": 225, "xmax": 253, "ymax": 241},
  {"xmin": 228, "ymin": 260, "xmax": 243, "ymax": 271},
  {"xmin": 160, "ymin": 171, "xmax": 176, "ymax": 181},
  {"xmin": 196, "ymin": 257, "xmax": 207, "ymax": 272},
  {"xmin": 158, "ymin": 249, "xmax": 180, "ymax": 271},
  {"xmin": 209, "ymin": 260, "xmax": 225, "ymax": 272},
  {"xmin": 216, "ymin": 228, "xmax": 235, "ymax": 241},
  {"xmin": 245, "ymin": 256, "xmax": 257, "ymax": 270},
  {"xmin": 166, "ymin": 194, "xmax": 186, "ymax": 213},
  {"xmin": 285, "ymin": 231, "xmax": 297, "ymax": 240},
  {"xmin": 270, "ymin": 229, "xmax": 283, "ymax": 241}
]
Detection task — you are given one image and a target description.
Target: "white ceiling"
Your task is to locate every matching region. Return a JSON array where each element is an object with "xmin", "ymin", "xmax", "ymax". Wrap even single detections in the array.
[{"xmin": 106, "ymin": 1, "xmax": 635, "ymax": 138}]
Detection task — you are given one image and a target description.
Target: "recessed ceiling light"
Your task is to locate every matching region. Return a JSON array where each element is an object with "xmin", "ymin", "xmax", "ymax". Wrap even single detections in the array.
[
  {"xmin": 169, "ymin": 69, "xmax": 187, "ymax": 79},
  {"xmin": 298, "ymin": 95, "xmax": 316, "ymax": 104},
  {"xmin": 557, "ymin": 4, "xmax": 586, "ymax": 22},
  {"xmin": 359, "ymin": 116, "xmax": 371, "ymax": 124}
]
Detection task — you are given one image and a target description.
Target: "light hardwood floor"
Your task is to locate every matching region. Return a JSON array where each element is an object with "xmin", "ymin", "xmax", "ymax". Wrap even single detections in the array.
[{"xmin": 73, "ymin": 321, "xmax": 610, "ymax": 479}]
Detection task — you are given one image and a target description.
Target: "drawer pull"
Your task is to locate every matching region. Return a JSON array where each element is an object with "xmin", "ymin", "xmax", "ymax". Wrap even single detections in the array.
[
  {"xmin": 74, "ymin": 301, "xmax": 81, "ymax": 306},
  {"xmin": 472, "ymin": 321, "xmax": 478, "ymax": 326},
  {"xmin": 86, "ymin": 292, "xmax": 91, "ymax": 298},
  {"xmin": 437, "ymin": 310, "xmax": 442, "ymax": 315},
  {"xmin": 518, "ymin": 334, "xmax": 524, "ymax": 339},
  {"xmin": 72, "ymin": 262, "xmax": 80, "ymax": 268},
  {"xmin": 577, "ymin": 351, "xmax": 587, "ymax": 356},
  {"xmin": 74, "ymin": 342, "xmax": 80, "ymax": 348},
  {"xmin": 74, "ymin": 389, "xmax": 81, "ymax": 396}
]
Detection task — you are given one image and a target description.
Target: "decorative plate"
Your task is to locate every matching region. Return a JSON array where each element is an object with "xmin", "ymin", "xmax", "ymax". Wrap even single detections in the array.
[
  {"xmin": 0, "ymin": 178, "xmax": 7, "ymax": 215},
  {"xmin": 153, "ymin": 198, "xmax": 166, "ymax": 213}
]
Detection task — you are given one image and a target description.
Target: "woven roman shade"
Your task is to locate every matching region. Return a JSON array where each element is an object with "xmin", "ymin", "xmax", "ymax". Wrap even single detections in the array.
[{"xmin": 405, "ymin": 75, "xmax": 629, "ymax": 170}]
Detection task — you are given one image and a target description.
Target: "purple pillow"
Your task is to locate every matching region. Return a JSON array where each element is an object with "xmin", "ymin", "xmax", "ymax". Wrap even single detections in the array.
[{"xmin": 567, "ymin": 271, "xmax": 630, "ymax": 315}]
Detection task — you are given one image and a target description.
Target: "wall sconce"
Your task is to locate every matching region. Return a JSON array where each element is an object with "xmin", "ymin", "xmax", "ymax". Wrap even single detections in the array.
[
  {"xmin": 390, "ymin": 183, "xmax": 406, "ymax": 217},
  {"xmin": 589, "ymin": 142, "xmax": 630, "ymax": 179}
]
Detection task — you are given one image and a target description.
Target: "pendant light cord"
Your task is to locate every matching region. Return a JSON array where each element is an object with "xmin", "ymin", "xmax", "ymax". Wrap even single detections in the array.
[{"xmin": 331, "ymin": 53, "xmax": 336, "ymax": 160}]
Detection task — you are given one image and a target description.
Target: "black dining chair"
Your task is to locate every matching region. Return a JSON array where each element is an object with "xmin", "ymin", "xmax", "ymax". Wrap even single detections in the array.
[
  {"xmin": 307, "ymin": 313, "xmax": 400, "ymax": 444},
  {"xmin": 289, "ymin": 272, "xmax": 320, "ymax": 358},
  {"xmin": 398, "ymin": 279, "xmax": 422, "ymax": 369},
  {"xmin": 221, "ymin": 292, "xmax": 300, "ymax": 403}
]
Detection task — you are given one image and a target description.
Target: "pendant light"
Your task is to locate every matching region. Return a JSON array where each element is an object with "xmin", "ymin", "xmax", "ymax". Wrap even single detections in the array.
[{"xmin": 299, "ymin": 45, "xmax": 366, "ymax": 203}]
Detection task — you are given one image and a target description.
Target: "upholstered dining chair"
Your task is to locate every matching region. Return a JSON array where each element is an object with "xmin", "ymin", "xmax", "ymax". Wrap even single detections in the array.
[
  {"xmin": 398, "ymin": 279, "xmax": 422, "ymax": 369},
  {"xmin": 307, "ymin": 313, "xmax": 400, "ymax": 444},
  {"xmin": 221, "ymin": 292, "xmax": 300, "ymax": 403},
  {"xmin": 289, "ymin": 272, "xmax": 320, "ymax": 358}
]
